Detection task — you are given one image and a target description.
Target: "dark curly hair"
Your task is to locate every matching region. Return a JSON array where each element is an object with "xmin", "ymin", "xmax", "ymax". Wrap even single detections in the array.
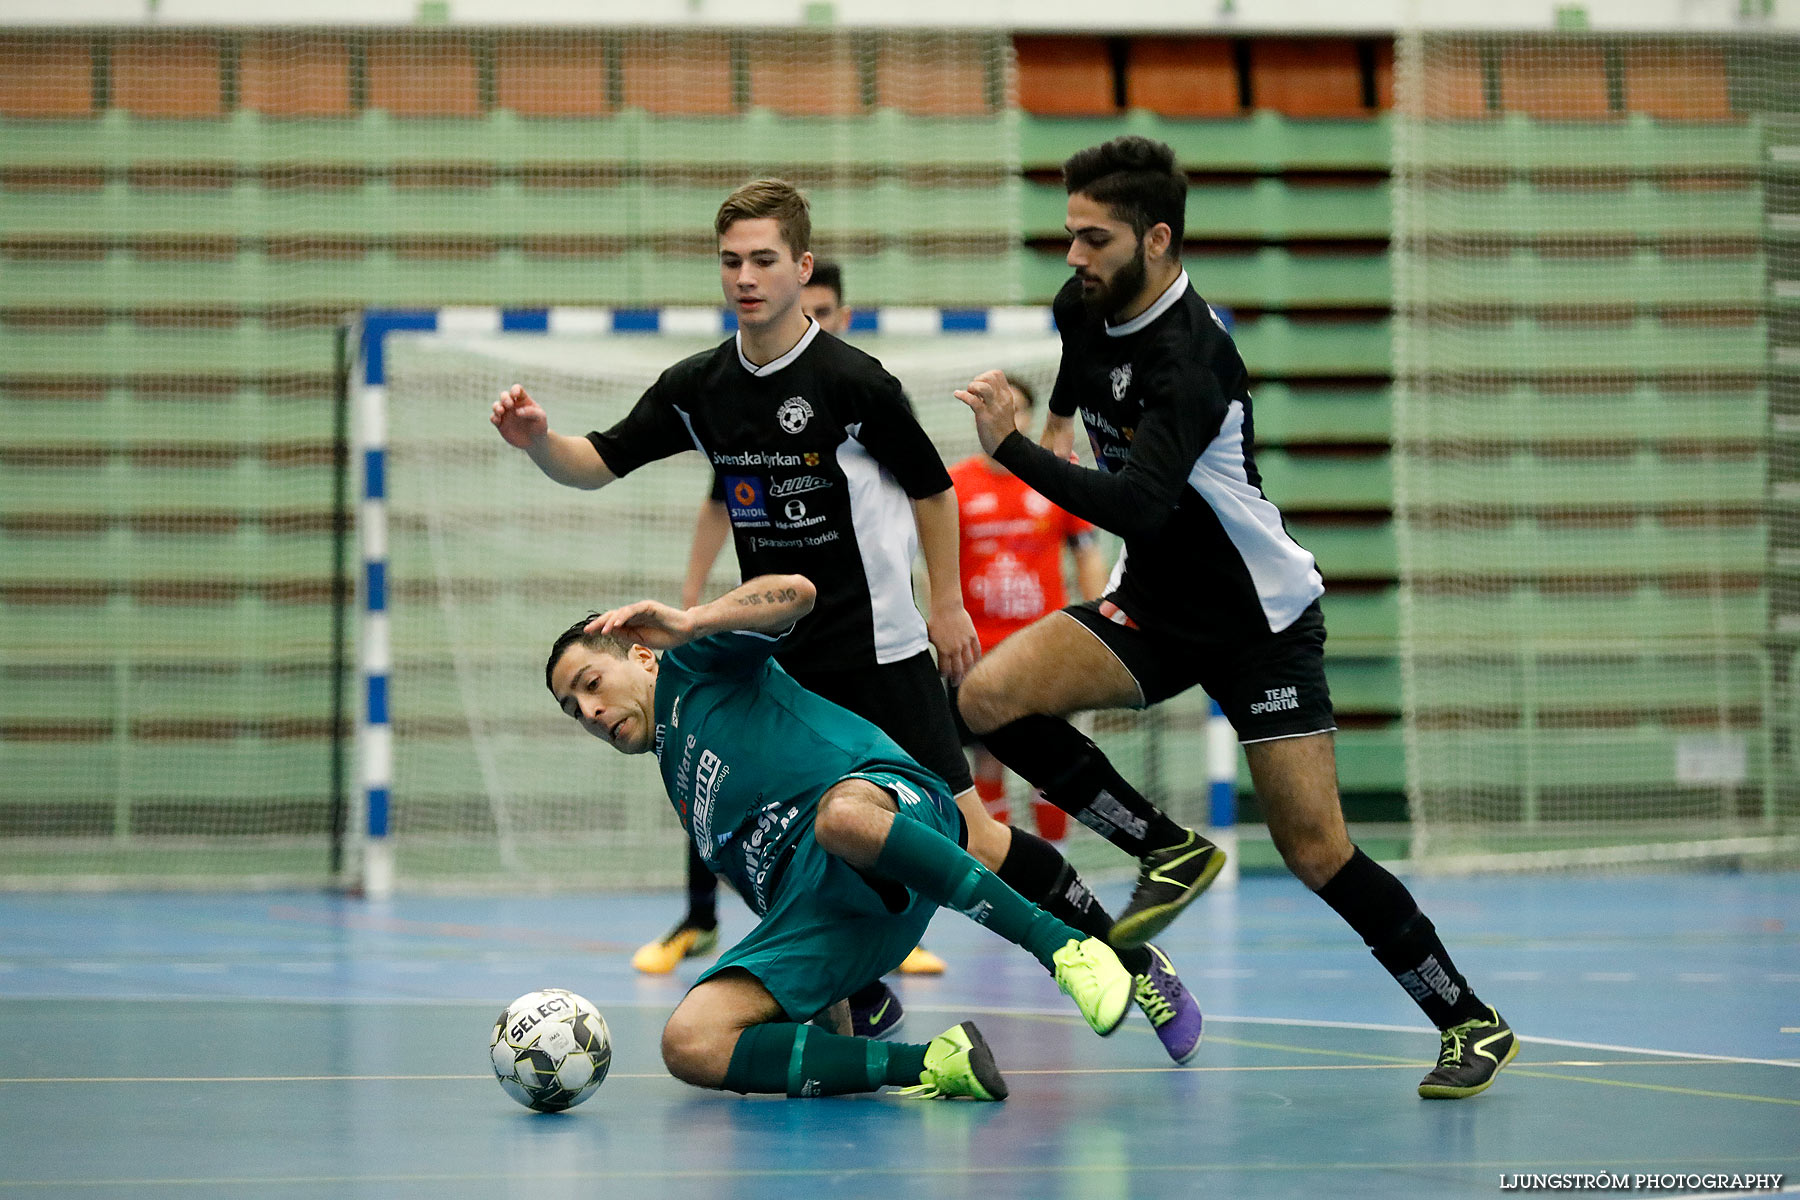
[
  {"xmin": 544, "ymin": 613, "xmax": 634, "ymax": 694},
  {"xmin": 1062, "ymin": 135, "xmax": 1186, "ymax": 253}
]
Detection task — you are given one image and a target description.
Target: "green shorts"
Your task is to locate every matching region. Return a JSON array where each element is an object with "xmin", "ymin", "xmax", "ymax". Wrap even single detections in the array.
[{"xmin": 697, "ymin": 767, "xmax": 963, "ymax": 1023}]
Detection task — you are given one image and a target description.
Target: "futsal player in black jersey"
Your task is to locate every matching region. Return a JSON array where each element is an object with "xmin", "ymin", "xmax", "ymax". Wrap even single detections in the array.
[
  {"xmin": 491, "ymin": 178, "xmax": 1203, "ymax": 1063},
  {"xmin": 954, "ymin": 136, "xmax": 1516, "ymax": 1099},
  {"xmin": 644, "ymin": 263, "xmax": 950, "ymax": 989}
]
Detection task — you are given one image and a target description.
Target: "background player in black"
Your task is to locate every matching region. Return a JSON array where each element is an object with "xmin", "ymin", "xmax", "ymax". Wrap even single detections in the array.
[
  {"xmin": 491, "ymin": 179, "xmax": 1199, "ymax": 1058},
  {"xmin": 953, "ymin": 136, "xmax": 1515, "ymax": 1099},
  {"xmin": 643, "ymin": 262, "xmax": 948, "ymax": 984},
  {"xmin": 676, "ymin": 262, "xmax": 853, "ymax": 621}
]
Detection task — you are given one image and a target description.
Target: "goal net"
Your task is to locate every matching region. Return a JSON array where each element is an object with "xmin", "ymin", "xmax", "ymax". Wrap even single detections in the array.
[
  {"xmin": 1392, "ymin": 29, "xmax": 1800, "ymax": 871},
  {"xmin": 376, "ymin": 323, "xmax": 1160, "ymax": 891}
]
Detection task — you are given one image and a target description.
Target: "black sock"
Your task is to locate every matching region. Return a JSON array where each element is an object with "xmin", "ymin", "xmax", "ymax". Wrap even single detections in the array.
[
  {"xmin": 996, "ymin": 828, "xmax": 1152, "ymax": 976},
  {"xmin": 846, "ymin": 980, "xmax": 888, "ymax": 1010},
  {"xmin": 1315, "ymin": 847, "xmax": 1486, "ymax": 1028},
  {"xmin": 685, "ymin": 842, "xmax": 718, "ymax": 929},
  {"xmin": 976, "ymin": 714, "xmax": 1187, "ymax": 858}
]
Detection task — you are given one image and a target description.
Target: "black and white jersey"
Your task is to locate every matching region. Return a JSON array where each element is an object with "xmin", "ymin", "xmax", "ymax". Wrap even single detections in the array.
[
  {"xmin": 994, "ymin": 270, "xmax": 1323, "ymax": 637},
  {"xmin": 589, "ymin": 320, "xmax": 953, "ymax": 670}
]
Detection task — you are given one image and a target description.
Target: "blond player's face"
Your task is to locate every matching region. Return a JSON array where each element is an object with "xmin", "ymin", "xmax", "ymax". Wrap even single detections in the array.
[
  {"xmin": 719, "ymin": 217, "xmax": 812, "ymax": 330},
  {"xmin": 800, "ymin": 284, "xmax": 849, "ymax": 334}
]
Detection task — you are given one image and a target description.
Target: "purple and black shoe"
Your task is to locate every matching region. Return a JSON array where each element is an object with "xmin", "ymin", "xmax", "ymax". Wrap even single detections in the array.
[{"xmin": 1134, "ymin": 944, "xmax": 1203, "ymax": 1064}]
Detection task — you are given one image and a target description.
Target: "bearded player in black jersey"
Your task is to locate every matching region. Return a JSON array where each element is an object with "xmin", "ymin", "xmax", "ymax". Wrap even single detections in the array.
[
  {"xmin": 491, "ymin": 178, "xmax": 1204, "ymax": 1065},
  {"xmin": 954, "ymin": 137, "xmax": 1515, "ymax": 1099}
]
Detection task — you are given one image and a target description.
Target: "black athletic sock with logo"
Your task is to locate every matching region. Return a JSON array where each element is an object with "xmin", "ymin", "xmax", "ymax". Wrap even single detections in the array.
[
  {"xmin": 996, "ymin": 828, "xmax": 1153, "ymax": 977},
  {"xmin": 1315, "ymin": 847, "xmax": 1487, "ymax": 1028},
  {"xmin": 684, "ymin": 841, "xmax": 718, "ymax": 930},
  {"xmin": 976, "ymin": 714, "xmax": 1188, "ymax": 858}
]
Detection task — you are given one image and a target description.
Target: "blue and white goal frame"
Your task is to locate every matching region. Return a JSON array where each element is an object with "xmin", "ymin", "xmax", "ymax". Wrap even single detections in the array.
[{"xmin": 349, "ymin": 304, "xmax": 1236, "ymax": 897}]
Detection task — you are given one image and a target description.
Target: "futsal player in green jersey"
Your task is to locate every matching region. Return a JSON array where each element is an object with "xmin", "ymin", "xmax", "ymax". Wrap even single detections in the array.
[{"xmin": 545, "ymin": 573, "xmax": 1135, "ymax": 1100}]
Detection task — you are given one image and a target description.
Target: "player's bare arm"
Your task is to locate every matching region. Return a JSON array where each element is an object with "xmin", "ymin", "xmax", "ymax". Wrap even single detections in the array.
[
  {"xmin": 490, "ymin": 383, "xmax": 618, "ymax": 490},
  {"xmin": 588, "ymin": 574, "xmax": 817, "ymax": 650},
  {"xmin": 1072, "ymin": 538, "xmax": 1108, "ymax": 602},
  {"xmin": 680, "ymin": 498, "xmax": 731, "ymax": 609},
  {"xmin": 910, "ymin": 490, "xmax": 980, "ymax": 685},
  {"xmin": 1040, "ymin": 411, "xmax": 1076, "ymax": 459}
]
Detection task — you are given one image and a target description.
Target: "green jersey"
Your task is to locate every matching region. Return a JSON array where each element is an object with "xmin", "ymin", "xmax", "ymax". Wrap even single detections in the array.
[{"xmin": 651, "ymin": 629, "xmax": 943, "ymax": 915}]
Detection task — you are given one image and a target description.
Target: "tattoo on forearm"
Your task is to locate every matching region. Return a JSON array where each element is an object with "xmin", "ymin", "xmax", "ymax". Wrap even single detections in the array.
[{"xmin": 733, "ymin": 586, "xmax": 798, "ymax": 609}]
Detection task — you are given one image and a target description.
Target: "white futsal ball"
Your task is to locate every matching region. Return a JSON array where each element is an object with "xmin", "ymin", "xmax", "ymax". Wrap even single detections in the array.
[{"xmin": 489, "ymin": 988, "xmax": 612, "ymax": 1112}]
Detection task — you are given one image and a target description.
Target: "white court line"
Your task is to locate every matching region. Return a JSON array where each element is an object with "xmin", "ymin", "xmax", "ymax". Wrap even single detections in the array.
[
  {"xmin": 0, "ymin": 1068, "xmax": 1506, "ymax": 1085},
  {"xmin": 905, "ymin": 1006, "xmax": 1800, "ymax": 1069},
  {"xmin": 5, "ymin": 994, "xmax": 1796, "ymax": 1069}
]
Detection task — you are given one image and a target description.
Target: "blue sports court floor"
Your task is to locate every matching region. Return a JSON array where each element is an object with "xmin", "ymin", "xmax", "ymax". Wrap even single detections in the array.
[{"xmin": 1, "ymin": 869, "xmax": 1796, "ymax": 1199}]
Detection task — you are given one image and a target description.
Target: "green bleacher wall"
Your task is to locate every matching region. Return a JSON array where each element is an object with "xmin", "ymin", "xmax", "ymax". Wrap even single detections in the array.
[
  {"xmin": 4, "ymin": 27, "xmax": 1781, "ymax": 878},
  {"xmin": 0, "ymin": 29, "xmax": 1440, "ymax": 877}
]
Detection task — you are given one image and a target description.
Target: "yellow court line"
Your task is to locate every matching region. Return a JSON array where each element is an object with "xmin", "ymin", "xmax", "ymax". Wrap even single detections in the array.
[
  {"xmin": 1502, "ymin": 1066, "xmax": 1800, "ymax": 1107},
  {"xmin": 1201, "ymin": 1033, "xmax": 1421, "ymax": 1064}
]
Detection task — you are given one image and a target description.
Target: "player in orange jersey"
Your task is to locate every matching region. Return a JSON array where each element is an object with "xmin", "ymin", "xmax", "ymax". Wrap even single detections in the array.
[{"xmin": 950, "ymin": 379, "xmax": 1107, "ymax": 846}]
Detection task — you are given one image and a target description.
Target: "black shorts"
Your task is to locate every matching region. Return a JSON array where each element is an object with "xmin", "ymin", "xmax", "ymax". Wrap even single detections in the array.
[
  {"xmin": 1064, "ymin": 598, "xmax": 1336, "ymax": 745},
  {"xmin": 787, "ymin": 652, "xmax": 974, "ymax": 794}
]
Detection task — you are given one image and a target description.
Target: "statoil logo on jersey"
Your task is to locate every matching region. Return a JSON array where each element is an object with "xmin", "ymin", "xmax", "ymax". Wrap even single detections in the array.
[{"xmin": 723, "ymin": 475, "xmax": 769, "ymax": 527}]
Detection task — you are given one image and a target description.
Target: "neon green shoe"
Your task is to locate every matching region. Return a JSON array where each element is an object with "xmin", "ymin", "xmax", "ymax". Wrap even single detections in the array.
[
  {"xmin": 1418, "ymin": 1007, "xmax": 1518, "ymax": 1099},
  {"xmin": 895, "ymin": 1022, "xmax": 1009, "ymax": 1101},
  {"xmin": 1051, "ymin": 937, "xmax": 1132, "ymax": 1036}
]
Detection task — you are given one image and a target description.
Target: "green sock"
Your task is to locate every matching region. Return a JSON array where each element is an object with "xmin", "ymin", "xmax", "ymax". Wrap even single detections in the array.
[
  {"xmin": 874, "ymin": 809, "xmax": 1081, "ymax": 969},
  {"xmin": 721, "ymin": 1022, "xmax": 929, "ymax": 1097}
]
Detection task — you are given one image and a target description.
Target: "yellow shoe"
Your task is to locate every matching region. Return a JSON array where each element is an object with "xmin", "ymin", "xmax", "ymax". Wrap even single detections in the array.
[
  {"xmin": 630, "ymin": 922, "xmax": 719, "ymax": 975},
  {"xmin": 1051, "ymin": 937, "xmax": 1132, "ymax": 1036},
  {"xmin": 897, "ymin": 946, "xmax": 946, "ymax": 976},
  {"xmin": 894, "ymin": 1022, "xmax": 1008, "ymax": 1101}
]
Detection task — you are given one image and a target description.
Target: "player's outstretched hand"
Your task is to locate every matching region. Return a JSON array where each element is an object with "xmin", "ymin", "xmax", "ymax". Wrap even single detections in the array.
[
  {"xmin": 929, "ymin": 604, "xmax": 981, "ymax": 685},
  {"xmin": 491, "ymin": 384, "xmax": 548, "ymax": 449},
  {"xmin": 586, "ymin": 600, "xmax": 698, "ymax": 651},
  {"xmin": 954, "ymin": 370, "xmax": 1021, "ymax": 457}
]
